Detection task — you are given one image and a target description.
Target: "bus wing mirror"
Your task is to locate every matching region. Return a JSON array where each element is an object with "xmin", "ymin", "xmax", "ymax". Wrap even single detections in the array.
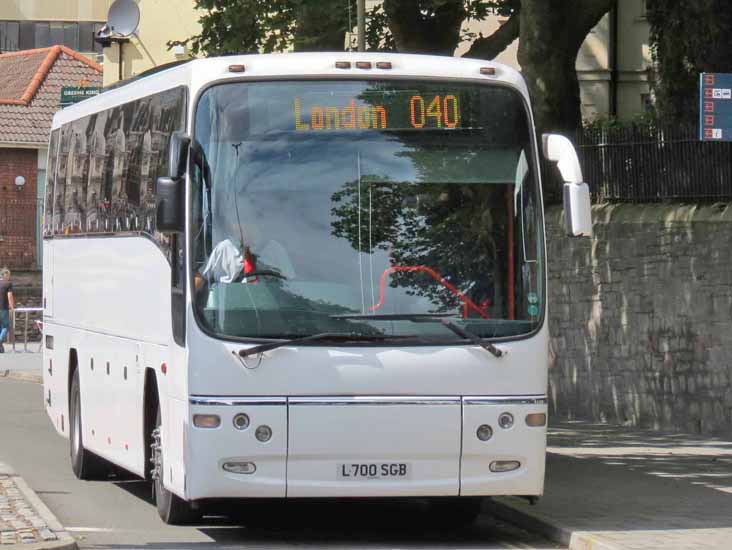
[
  {"xmin": 156, "ymin": 132, "xmax": 190, "ymax": 233},
  {"xmin": 168, "ymin": 131, "xmax": 191, "ymax": 179},
  {"xmin": 542, "ymin": 133, "xmax": 592, "ymax": 237},
  {"xmin": 156, "ymin": 176, "xmax": 184, "ymax": 233}
]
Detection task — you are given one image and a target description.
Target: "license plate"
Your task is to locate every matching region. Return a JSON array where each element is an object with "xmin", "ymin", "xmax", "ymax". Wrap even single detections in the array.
[{"xmin": 337, "ymin": 463, "xmax": 411, "ymax": 480}]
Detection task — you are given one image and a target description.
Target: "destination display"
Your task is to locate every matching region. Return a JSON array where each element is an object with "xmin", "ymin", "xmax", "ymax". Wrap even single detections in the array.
[{"xmin": 292, "ymin": 91, "xmax": 465, "ymax": 132}]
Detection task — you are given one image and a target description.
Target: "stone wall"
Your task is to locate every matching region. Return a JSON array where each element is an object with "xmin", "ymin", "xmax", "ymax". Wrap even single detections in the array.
[{"xmin": 547, "ymin": 203, "xmax": 732, "ymax": 435}]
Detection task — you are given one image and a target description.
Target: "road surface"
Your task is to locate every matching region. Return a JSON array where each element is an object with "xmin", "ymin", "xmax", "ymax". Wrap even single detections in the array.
[{"xmin": 0, "ymin": 377, "xmax": 559, "ymax": 549}]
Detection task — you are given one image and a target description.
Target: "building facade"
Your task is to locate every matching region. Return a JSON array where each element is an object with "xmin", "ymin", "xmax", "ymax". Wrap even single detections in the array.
[
  {"xmin": 458, "ymin": 0, "xmax": 652, "ymax": 122},
  {"xmin": 99, "ymin": 0, "xmax": 200, "ymax": 86},
  {"xmin": 0, "ymin": 0, "xmax": 111, "ymax": 61},
  {"xmin": 0, "ymin": 46, "xmax": 102, "ymax": 268}
]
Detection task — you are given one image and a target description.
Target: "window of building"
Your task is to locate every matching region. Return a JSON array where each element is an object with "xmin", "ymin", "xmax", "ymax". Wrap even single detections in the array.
[
  {"xmin": 3, "ymin": 20, "xmax": 104, "ymax": 53},
  {"xmin": 639, "ymin": 0, "xmax": 648, "ymax": 19},
  {"xmin": 641, "ymin": 93, "xmax": 653, "ymax": 112},
  {"xmin": 0, "ymin": 21, "xmax": 19, "ymax": 52}
]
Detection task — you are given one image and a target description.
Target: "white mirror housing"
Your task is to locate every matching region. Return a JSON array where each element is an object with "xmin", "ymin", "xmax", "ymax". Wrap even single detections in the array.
[
  {"xmin": 542, "ymin": 133, "xmax": 592, "ymax": 237},
  {"xmin": 542, "ymin": 134, "xmax": 583, "ymax": 183},
  {"xmin": 563, "ymin": 182, "xmax": 592, "ymax": 237}
]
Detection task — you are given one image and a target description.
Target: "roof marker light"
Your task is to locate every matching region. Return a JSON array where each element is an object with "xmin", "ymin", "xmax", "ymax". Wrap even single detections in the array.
[
  {"xmin": 356, "ymin": 61, "xmax": 372, "ymax": 69},
  {"xmin": 228, "ymin": 64, "xmax": 246, "ymax": 73},
  {"xmin": 376, "ymin": 61, "xmax": 392, "ymax": 70},
  {"xmin": 335, "ymin": 61, "xmax": 351, "ymax": 69},
  {"xmin": 480, "ymin": 67, "xmax": 496, "ymax": 76}
]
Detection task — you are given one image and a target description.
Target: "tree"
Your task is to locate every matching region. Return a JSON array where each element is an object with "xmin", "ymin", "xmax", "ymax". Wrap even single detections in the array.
[
  {"xmin": 175, "ymin": 0, "xmax": 613, "ymax": 131},
  {"xmin": 172, "ymin": 0, "xmax": 355, "ymax": 55},
  {"xmin": 647, "ymin": 0, "xmax": 732, "ymax": 126}
]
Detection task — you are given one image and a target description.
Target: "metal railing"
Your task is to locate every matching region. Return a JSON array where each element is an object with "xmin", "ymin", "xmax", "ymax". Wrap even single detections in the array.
[
  {"xmin": 10, "ymin": 307, "xmax": 43, "ymax": 353},
  {"xmin": 573, "ymin": 125, "xmax": 732, "ymax": 203}
]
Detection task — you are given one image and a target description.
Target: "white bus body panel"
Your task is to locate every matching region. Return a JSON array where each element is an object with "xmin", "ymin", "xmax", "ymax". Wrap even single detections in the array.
[
  {"xmin": 287, "ymin": 399, "xmax": 461, "ymax": 497},
  {"xmin": 187, "ymin": 400, "xmax": 288, "ymax": 498},
  {"xmin": 43, "ymin": 236, "xmax": 180, "ymax": 479}
]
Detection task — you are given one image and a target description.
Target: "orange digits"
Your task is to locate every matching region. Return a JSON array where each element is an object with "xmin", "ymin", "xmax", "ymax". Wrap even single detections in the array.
[
  {"xmin": 444, "ymin": 95, "xmax": 460, "ymax": 128},
  {"xmin": 410, "ymin": 95, "xmax": 426, "ymax": 128}
]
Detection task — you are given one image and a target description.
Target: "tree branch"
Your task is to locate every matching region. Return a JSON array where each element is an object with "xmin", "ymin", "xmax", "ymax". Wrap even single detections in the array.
[
  {"xmin": 575, "ymin": 0, "xmax": 614, "ymax": 39},
  {"xmin": 462, "ymin": 13, "xmax": 519, "ymax": 60}
]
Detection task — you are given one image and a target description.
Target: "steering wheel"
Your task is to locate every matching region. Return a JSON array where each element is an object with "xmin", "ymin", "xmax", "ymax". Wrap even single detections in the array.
[{"xmin": 241, "ymin": 269, "xmax": 287, "ymax": 280}]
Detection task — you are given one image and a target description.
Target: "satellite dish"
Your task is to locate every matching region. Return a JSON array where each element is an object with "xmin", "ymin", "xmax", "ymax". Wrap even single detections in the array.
[{"xmin": 107, "ymin": 0, "xmax": 140, "ymax": 38}]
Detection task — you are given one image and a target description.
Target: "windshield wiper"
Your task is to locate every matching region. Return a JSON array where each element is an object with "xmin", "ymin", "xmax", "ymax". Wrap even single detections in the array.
[
  {"xmin": 238, "ymin": 332, "xmax": 410, "ymax": 359},
  {"xmin": 330, "ymin": 314, "xmax": 505, "ymax": 358}
]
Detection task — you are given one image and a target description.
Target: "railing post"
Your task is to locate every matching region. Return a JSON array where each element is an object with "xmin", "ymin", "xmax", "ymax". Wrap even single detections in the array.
[
  {"xmin": 10, "ymin": 310, "xmax": 15, "ymax": 352},
  {"xmin": 24, "ymin": 310, "xmax": 29, "ymax": 353}
]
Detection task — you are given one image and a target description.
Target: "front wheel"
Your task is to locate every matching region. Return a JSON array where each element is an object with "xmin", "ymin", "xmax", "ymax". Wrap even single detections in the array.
[{"xmin": 152, "ymin": 406, "xmax": 200, "ymax": 524}]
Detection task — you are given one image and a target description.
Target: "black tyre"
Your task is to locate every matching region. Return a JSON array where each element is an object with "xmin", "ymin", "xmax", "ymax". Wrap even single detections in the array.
[
  {"xmin": 153, "ymin": 406, "xmax": 200, "ymax": 524},
  {"xmin": 69, "ymin": 369, "xmax": 109, "ymax": 480},
  {"xmin": 429, "ymin": 497, "xmax": 482, "ymax": 527}
]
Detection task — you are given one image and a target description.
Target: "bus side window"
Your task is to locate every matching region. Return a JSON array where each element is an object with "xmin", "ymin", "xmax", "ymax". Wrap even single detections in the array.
[
  {"xmin": 43, "ymin": 130, "xmax": 59, "ymax": 238},
  {"xmin": 53, "ymin": 126, "xmax": 72, "ymax": 235},
  {"xmin": 62, "ymin": 121, "xmax": 90, "ymax": 234}
]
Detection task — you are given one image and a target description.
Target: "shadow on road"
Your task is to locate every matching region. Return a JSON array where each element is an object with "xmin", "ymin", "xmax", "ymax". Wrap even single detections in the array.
[{"xmin": 108, "ymin": 481, "xmax": 553, "ymax": 549}]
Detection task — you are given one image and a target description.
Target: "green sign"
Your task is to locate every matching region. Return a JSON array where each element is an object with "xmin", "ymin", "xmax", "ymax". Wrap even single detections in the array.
[{"xmin": 60, "ymin": 86, "xmax": 101, "ymax": 107}]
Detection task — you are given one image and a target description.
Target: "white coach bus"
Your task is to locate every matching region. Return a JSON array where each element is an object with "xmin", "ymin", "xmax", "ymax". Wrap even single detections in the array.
[{"xmin": 42, "ymin": 52, "xmax": 591, "ymax": 524}]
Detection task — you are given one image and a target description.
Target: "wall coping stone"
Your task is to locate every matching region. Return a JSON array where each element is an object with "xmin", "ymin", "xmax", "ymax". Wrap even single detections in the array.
[{"xmin": 547, "ymin": 202, "xmax": 732, "ymax": 226}]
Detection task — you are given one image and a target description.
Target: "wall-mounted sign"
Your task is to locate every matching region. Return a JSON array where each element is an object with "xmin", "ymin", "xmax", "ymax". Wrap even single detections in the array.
[
  {"xmin": 60, "ymin": 86, "xmax": 101, "ymax": 107},
  {"xmin": 699, "ymin": 73, "xmax": 732, "ymax": 141}
]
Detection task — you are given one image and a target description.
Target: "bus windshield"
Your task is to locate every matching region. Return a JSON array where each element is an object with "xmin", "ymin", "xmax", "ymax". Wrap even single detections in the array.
[{"xmin": 191, "ymin": 79, "xmax": 544, "ymax": 342}]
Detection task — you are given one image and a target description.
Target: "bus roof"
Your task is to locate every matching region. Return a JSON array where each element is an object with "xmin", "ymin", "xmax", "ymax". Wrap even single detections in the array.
[{"xmin": 51, "ymin": 52, "xmax": 528, "ymax": 130}]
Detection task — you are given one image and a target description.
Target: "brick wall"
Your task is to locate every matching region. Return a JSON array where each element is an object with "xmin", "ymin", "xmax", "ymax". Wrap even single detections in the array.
[
  {"xmin": 547, "ymin": 203, "xmax": 732, "ymax": 435},
  {"xmin": 0, "ymin": 148, "xmax": 39, "ymax": 269}
]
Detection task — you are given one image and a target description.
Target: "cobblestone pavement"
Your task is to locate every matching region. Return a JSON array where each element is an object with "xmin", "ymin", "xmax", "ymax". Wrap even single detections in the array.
[
  {"xmin": 0, "ymin": 471, "xmax": 56, "ymax": 546},
  {"xmin": 492, "ymin": 421, "xmax": 732, "ymax": 550}
]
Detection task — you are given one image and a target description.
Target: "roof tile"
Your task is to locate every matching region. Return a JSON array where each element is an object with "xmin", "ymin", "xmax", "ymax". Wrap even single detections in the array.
[{"xmin": 0, "ymin": 47, "xmax": 102, "ymax": 146}]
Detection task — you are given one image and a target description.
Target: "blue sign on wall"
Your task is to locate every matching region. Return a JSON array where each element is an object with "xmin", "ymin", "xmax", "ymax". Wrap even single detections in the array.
[{"xmin": 699, "ymin": 73, "xmax": 732, "ymax": 141}]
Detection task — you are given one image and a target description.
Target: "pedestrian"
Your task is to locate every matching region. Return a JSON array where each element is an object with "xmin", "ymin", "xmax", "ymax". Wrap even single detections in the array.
[{"xmin": 0, "ymin": 267, "xmax": 15, "ymax": 353}]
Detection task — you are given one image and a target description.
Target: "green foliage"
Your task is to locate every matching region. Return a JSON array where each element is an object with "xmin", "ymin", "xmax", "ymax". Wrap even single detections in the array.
[
  {"xmin": 172, "ymin": 0, "xmax": 520, "ymax": 56},
  {"xmin": 647, "ymin": 0, "xmax": 732, "ymax": 125},
  {"xmin": 583, "ymin": 110, "xmax": 659, "ymax": 132},
  {"xmin": 331, "ymin": 179, "xmax": 502, "ymax": 313},
  {"xmin": 170, "ymin": 0, "xmax": 356, "ymax": 55},
  {"xmin": 170, "ymin": 0, "xmax": 607, "ymax": 132}
]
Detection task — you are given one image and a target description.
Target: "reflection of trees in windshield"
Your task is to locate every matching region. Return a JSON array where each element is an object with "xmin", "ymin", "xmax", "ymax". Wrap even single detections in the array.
[
  {"xmin": 193, "ymin": 79, "xmax": 542, "ymax": 340},
  {"xmin": 331, "ymin": 175, "xmax": 507, "ymax": 318},
  {"xmin": 203, "ymin": 274, "xmax": 383, "ymax": 338}
]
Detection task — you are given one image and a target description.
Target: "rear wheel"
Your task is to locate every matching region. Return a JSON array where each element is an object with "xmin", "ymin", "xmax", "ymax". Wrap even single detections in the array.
[
  {"xmin": 152, "ymin": 406, "xmax": 200, "ymax": 524},
  {"xmin": 69, "ymin": 369, "xmax": 109, "ymax": 480}
]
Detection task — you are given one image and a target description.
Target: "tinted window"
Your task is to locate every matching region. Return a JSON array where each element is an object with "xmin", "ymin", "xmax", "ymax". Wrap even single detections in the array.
[
  {"xmin": 192, "ymin": 80, "xmax": 544, "ymax": 341},
  {"xmin": 19, "ymin": 21, "xmax": 34, "ymax": 50},
  {"xmin": 0, "ymin": 21, "xmax": 19, "ymax": 52},
  {"xmin": 52, "ymin": 87, "xmax": 187, "ymax": 247},
  {"xmin": 79, "ymin": 22, "xmax": 93, "ymax": 54},
  {"xmin": 34, "ymin": 22, "xmax": 50, "ymax": 49},
  {"xmin": 43, "ymin": 130, "xmax": 59, "ymax": 238}
]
